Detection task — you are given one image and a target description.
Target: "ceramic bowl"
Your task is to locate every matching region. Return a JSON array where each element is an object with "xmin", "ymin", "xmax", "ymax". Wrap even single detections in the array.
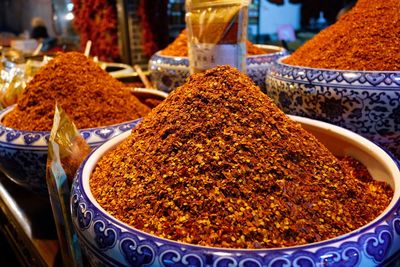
[
  {"xmin": 3, "ymin": 58, "xmax": 134, "ymax": 78},
  {"xmin": 71, "ymin": 116, "xmax": 400, "ymax": 266},
  {"xmin": 149, "ymin": 45, "xmax": 287, "ymax": 93},
  {"xmin": 265, "ymin": 57, "xmax": 400, "ymax": 159},
  {"xmin": 99, "ymin": 62, "xmax": 135, "ymax": 78},
  {"xmin": 0, "ymin": 89, "xmax": 167, "ymax": 194}
]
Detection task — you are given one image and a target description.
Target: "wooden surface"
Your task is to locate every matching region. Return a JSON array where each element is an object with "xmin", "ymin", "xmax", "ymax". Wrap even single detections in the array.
[{"xmin": 0, "ymin": 173, "xmax": 60, "ymax": 267}]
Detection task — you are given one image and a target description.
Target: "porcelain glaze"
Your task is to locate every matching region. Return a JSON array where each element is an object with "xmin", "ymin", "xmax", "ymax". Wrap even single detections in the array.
[
  {"xmin": 266, "ymin": 57, "xmax": 400, "ymax": 159},
  {"xmin": 149, "ymin": 45, "xmax": 287, "ymax": 93},
  {"xmin": 0, "ymin": 89, "xmax": 166, "ymax": 193},
  {"xmin": 71, "ymin": 116, "xmax": 400, "ymax": 267}
]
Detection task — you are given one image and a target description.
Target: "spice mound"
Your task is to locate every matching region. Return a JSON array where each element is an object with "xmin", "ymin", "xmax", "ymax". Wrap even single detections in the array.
[
  {"xmin": 91, "ymin": 66, "xmax": 392, "ymax": 249},
  {"xmin": 283, "ymin": 0, "xmax": 400, "ymax": 71},
  {"xmin": 160, "ymin": 30, "xmax": 269, "ymax": 57},
  {"xmin": 2, "ymin": 52, "xmax": 150, "ymax": 131}
]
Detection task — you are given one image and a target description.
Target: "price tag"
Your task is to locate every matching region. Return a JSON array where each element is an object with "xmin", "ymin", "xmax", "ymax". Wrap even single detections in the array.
[{"xmin": 190, "ymin": 43, "xmax": 246, "ymax": 73}]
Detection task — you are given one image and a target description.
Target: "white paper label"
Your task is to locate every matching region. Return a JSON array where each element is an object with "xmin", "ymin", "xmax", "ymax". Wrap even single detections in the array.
[{"xmin": 189, "ymin": 43, "xmax": 246, "ymax": 73}]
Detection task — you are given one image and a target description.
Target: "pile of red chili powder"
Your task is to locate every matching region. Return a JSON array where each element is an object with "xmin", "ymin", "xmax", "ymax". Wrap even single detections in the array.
[
  {"xmin": 160, "ymin": 29, "xmax": 269, "ymax": 57},
  {"xmin": 284, "ymin": 0, "xmax": 400, "ymax": 71},
  {"xmin": 91, "ymin": 66, "xmax": 392, "ymax": 249},
  {"xmin": 2, "ymin": 52, "xmax": 150, "ymax": 131}
]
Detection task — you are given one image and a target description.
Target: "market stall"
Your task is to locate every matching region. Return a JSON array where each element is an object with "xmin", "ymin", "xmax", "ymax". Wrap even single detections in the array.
[{"xmin": 0, "ymin": 0, "xmax": 399, "ymax": 266}]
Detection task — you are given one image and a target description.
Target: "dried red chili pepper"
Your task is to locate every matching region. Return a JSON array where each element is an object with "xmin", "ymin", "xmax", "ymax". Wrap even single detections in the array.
[{"xmin": 72, "ymin": 0, "xmax": 120, "ymax": 62}]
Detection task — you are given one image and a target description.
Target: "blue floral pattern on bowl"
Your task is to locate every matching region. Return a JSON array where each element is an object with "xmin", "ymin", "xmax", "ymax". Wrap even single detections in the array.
[
  {"xmin": 0, "ymin": 105, "xmax": 142, "ymax": 194},
  {"xmin": 266, "ymin": 57, "xmax": 400, "ymax": 159},
  {"xmin": 71, "ymin": 117, "xmax": 400, "ymax": 267},
  {"xmin": 149, "ymin": 45, "xmax": 287, "ymax": 93}
]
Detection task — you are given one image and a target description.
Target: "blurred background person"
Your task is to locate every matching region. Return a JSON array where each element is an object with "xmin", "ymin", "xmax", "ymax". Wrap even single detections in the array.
[{"xmin": 30, "ymin": 17, "xmax": 49, "ymax": 40}]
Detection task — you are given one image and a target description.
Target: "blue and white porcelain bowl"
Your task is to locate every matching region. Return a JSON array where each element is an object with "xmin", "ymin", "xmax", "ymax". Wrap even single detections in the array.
[
  {"xmin": 0, "ymin": 106, "xmax": 141, "ymax": 194},
  {"xmin": 71, "ymin": 116, "xmax": 400, "ymax": 266},
  {"xmin": 266, "ymin": 57, "xmax": 400, "ymax": 159},
  {"xmin": 0, "ymin": 89, "xmax": 167, "ymax": 194},
  {"xmin": 149, "ymin": 45, "xmax": 287, "ymax": 93}
]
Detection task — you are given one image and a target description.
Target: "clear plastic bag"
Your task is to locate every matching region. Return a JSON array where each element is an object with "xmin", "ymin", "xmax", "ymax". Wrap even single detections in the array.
[
  {"xmin": 0, "ymin": 58, "xmax": 46, "ymax": 108},
  {"xmin": 186, "ymin": 0, "xmax": 249, "ymax": 73}
]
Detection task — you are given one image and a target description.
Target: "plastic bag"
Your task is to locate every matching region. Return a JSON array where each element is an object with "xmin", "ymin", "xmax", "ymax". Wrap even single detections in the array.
[
  {"xmin": 46, "ymin": 104, "xmax": 89, "ymax": 267},
  {"xmin": 0, "ymin": 65, "xmax": 26, "ymax": 108},
  {"xmin": 0, "ymin": 58, "xmax": 46, "ymax": 108},
  {"xmin": 186, "ymin": 0, "xmax": 249, "ymax": 73}
]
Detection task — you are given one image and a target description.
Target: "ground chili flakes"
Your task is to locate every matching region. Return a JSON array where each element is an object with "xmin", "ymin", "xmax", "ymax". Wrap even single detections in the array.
[
  {"xmin": 284, "ymin": 0, "xmax": 400, "ymax": 71},
  {"xmin": 2, "ymin": 52, "xmax": 150, "ymax": 131},
  {"xmin": 160, "ymin": 29, "xmax": 270, "ymax": 57},
  {"xmin": 90, "ymin": 65, "xmax": 392, "ymax": 249}
]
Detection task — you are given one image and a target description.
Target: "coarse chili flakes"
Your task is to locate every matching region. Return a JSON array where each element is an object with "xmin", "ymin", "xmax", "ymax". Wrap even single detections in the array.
[
  {"xmin": 284, "ymin": 0, "xmax": 400, "ymax": 71},
  {"xmin": 2, "ymin": 52, "xmax": 151, "ymax": 131},
  {"xmin": 90, "ymin": 65, "xmax": 392, "ymax": 249}
]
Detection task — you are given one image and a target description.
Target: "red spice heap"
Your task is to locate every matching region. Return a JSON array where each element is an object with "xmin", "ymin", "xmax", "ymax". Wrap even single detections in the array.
[
  {"xmin": 284, "ymin": 0, "xmax": 400, "ymax": 71},
  {"xmin": 161, "ymin": 30, "xmax": 270, "ymax": 57},
  {"xmin": 91, "ymin": 66, "xmax": 392, "ymax": 249},
  {"xmin": 3, "ymin": 52, "xmax": 150, "ymax": 131}
]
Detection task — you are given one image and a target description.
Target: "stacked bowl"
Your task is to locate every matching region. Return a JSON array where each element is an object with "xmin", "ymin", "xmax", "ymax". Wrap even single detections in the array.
[
  {"xmin": 0, "ymin": 88, "xmax": 167, "ymax": 194},
  {"xmin": 266, "ymin": 59, "xmax": 400, "ymax": 158},
  {"xmin": 265, "ymin": 0, "xmax": 399, "ymax": 159},
  {"xmin": 149, "ymin": 44, "xmax": 287, "ymax": 93}
]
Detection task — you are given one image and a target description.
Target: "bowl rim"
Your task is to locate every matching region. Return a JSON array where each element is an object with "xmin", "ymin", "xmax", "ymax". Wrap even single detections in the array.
[
  {"xmin": 129, "ymin": 88, "xmax": 169, "ymax": 99},
  {"xmin": 75, "ymin": 115, "xmax": 400, "ymax": 252},
  {"xmin": 0, "ymin": 105, "xmax": 142, "ymax": 135},
  {"xmin": 0, "ymin": 87, "xmax": 169, "ymax": 148},
  {"xmin": 0, "ymin": 88, "xmax": 168, "ymax": 137},
  {"xmin": 152, "ymin": 44, "xmax": 287, "ymax": 60},
  {"xmin": 0, "ymin": 105, "xmax": 143, "ymax": 149},
  {"xmin": 275, "ymin": 55, "xmax": 400, "ymax": 74}
]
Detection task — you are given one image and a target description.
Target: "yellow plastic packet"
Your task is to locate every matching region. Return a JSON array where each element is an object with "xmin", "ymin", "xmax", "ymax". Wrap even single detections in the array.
[
  {"xmin": 186, "ymin": 0, "xmax": 249, "ymax": 73},
  {"xmin": 47, "ymin": 104, "xmax": 89, "ymax": 267}
]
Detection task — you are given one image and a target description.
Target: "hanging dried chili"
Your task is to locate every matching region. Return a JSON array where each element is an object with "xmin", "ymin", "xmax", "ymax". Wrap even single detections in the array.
[
  {"xmin": 72, "ymin": 0, "xmax": 120, "ymax": 62},
  {"xmin": 91, "ymin": 65, "xmax": 392, "ymax": 249},
  {"xmin": 284, "ymin": 0, "xmax": 400, "ymax": 71},
  {"xmin": 3, "ymin": 52, "xmax": 150, "ymax": 131}
]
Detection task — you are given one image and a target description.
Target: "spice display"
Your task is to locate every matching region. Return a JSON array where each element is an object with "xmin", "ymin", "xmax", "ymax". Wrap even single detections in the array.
[
  {"xmin": 91, "ymin": 65, "xmax": 392, "ymax": 249},
  {"xmin": 3, "ymin": 52, "xmax": 150, "ymax": 131},
  {"xmin": 283, "ymin": 0, "xmax": 400, "ymax": 71},
  {"xmin": 246, "ymin": 41, "xmax": 272, "ymax": 55},
  {"xmin": 160, "ymin": 30, "xmax": 189, "ymax": 57},
  {"xmin": 161, "ymin": 29, "xmax": 267, "ymax": 57}
]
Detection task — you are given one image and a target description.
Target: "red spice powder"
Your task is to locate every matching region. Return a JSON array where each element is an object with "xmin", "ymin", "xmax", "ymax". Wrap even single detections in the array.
[
  {"xmin": 90, "ymin": 66, "xmax": 392, "ymax": 249},
  {"xmin": 2, "ymin": 52, "xmax": 151, "ymax": 131},
  {"xmin": 284, "ymin": 0, "xmax": 400, "ymax": 71},
  {"xmin": 161, "ymin": 30, "xmax": 270, "ymax": 57}
]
